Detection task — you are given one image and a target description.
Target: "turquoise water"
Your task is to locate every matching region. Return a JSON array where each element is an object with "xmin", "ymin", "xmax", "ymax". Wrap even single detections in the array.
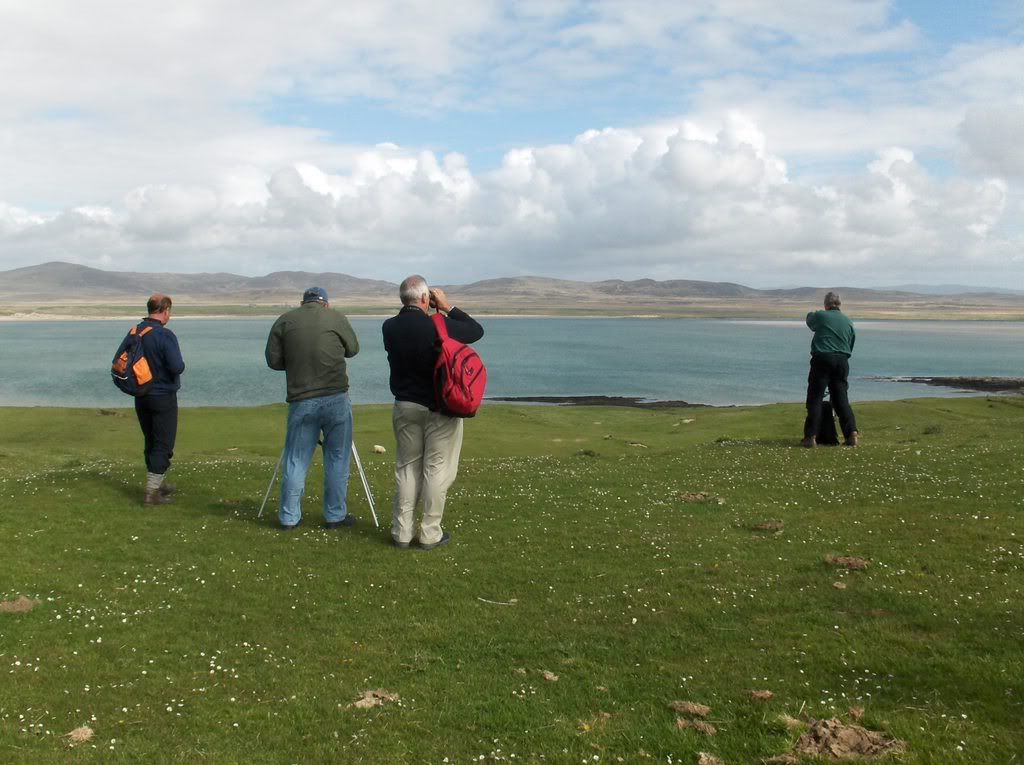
[{"xmin": 0, "ymin": 318, "xmax": 1021, "ymax": 407}]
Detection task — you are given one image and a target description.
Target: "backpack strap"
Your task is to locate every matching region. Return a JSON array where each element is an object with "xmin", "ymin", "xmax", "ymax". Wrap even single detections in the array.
[{"xmin": 431, "ymin": 312, "xmax": 450, "ymax": 340}]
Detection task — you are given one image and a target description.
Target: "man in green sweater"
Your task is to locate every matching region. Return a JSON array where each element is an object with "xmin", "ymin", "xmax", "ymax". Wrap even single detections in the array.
[
  {"xmin": 802, "ymin": 291, "xmax": 860, "ymax": 448},
  {"xmin": 265, "ymin": 287, "xmax": 360, "ymax": 529}
]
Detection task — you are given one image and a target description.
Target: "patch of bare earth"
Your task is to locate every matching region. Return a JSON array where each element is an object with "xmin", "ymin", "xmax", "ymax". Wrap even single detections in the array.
[
  {"xmin": 826, "ymin": 555, "xmax": 869, "ymax": 570},
  {"xmin": 749, "ymin": 689, "xmax": 774, "ymax": 701},
  {"xmin": 677, "ymin": 492, "xmax": 726, "ymax": 505},
  {"xmin": 698, "ymin": 753, "xmax": 726, "ymax": 765},
  {"xmin": 794, "ymin": 718, "xmax": 905, "ymax": 759},
  {"xmin": 677, "ymin": 718, "xmax": 717, "ymax": 735},
  {"xmin": 64, "ymin": 726, "xmax": 94, "ymax": 746},
  {"xmin": 763, "ymin": 755, "xmax": 800, "ymax": 764},
  {"xmin": 671, "ymin": 700, "xmax": 716, "ymax": 735},
  {"xmin": 777, "ymin": 714, "xmax": 807, "ymax": 731},
  {"xmin": 670, "ymin": 700, "xmax": 711, "ymax": 717},
  {"xmin": 0, "ymin": 596, "xmax": 39, "ymax": 613},
  {"xmin": 350, "ymin": 689, "xmax": 400, "ymax": 709},
  {"xmin": 752, "ymin": 520, "xmax": 785, "ymax": 533}
]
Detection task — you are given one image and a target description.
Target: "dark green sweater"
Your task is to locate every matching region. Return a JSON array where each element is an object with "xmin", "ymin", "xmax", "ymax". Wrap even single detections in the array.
[
  {"xmin": 265, "ymin": 303, "xmax": 360, "ymax": 402},
  {"xmin": 806, "ymin": 308, "xmax": 855, "ymax": 357}
]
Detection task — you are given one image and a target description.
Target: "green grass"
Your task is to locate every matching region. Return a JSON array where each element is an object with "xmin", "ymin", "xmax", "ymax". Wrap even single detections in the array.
[{"xmin": 1, "ymin": 398, "xmax": 1022, "ymax": 763}]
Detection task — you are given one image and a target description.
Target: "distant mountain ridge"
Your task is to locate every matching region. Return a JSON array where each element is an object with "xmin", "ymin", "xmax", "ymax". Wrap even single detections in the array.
[
  {"xmin": 881, "ymin": 283, "xmax": 1024, "ymax": 296},
  {"xmin": 1, "ymin": 262, "xmax": 1021, "ymax": 313},
  {"xmin": 0, "ymin": 262, "xmax": 396, "ymax": 302}
]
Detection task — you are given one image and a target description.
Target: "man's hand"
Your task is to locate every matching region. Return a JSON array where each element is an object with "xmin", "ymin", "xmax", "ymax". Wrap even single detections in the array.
[{"xmin": 429, "ymin": 288, "xmax": 452, "ymax": 313}]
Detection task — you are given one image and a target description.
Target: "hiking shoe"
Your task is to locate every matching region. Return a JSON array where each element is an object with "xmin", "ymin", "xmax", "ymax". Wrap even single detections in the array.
[
  {"xmin": 143, "ymin": 490, "xmax": 173, "ymax": 506},
  {"xmin": 846, "ymin": 431, "xmax": 860, "ymax": 447},
  {"xmin": 801, "ymin": 436, "xmax": 816, "ymax": 449},
  {"xmin": 280, "ymin": 518, "xmax": 303, "ymax": 531},
  {"xmin": 158, "ymin": 483, "xmax": 177, "ymax": 496},
  {"xmin": 324, "ymin": 515, "xmax": 356, "ymax": 529},
  {"xmin": 417, "ymin": 531, "xmax": 451, "ymax": 551}
]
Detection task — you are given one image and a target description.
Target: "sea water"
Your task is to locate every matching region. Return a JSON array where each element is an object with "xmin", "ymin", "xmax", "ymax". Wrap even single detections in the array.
[{"xmin": 0, "ymin": 318, "xmax": 1021, "ymax": 408}]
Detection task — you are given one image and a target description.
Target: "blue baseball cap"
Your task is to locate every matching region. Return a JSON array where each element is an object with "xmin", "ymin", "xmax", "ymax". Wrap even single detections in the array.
[{"xmin": 302, "ymin": 287, "xmax": 328, "ymax": 304}]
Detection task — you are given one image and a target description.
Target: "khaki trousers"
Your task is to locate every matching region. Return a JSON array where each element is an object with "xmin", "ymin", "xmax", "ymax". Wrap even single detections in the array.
[{"xmin": 391, "ymin": 401, "xmax": 464, "ymax": 546}]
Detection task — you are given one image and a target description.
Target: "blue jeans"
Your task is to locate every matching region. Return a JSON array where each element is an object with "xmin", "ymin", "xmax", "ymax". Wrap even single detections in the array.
[{"xmin": 279, "ymin": 392, "xmax": 353, "ymax": 526}]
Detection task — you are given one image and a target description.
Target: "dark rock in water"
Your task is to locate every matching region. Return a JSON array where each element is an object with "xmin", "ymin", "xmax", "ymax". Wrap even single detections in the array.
[
  {"xmin": 870, "ymin": 376, "xmax": 1024, "ymax": 393},
  {"xmin": 488, "ymin": 395, "xmax": 708, "ymax": 409}
]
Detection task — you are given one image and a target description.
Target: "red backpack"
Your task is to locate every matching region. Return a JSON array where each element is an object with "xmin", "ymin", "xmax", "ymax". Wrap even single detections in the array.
[{"xmin": 432, "ymin": 313, "xmax": 487, "ymax": 417}]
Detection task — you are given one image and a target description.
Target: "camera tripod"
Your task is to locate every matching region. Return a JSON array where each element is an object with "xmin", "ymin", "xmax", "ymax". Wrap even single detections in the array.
[{"xmin": 257, "ymin": 441, "xmax": 379, "ymax": 527}]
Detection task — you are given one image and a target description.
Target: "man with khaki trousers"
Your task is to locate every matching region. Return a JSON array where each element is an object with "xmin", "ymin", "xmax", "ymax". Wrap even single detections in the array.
[{"xmin": 382, "ymin": 275, "xmax": 484, "ymax": 550}]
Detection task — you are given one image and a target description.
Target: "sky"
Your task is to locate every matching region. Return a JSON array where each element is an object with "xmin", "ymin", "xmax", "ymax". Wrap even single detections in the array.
[{"xmin": 0, "ymin": 0, "xmax": 1022, "ymax": 288}]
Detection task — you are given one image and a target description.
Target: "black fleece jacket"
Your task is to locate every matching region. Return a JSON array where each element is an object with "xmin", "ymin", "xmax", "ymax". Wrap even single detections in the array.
[{"xmin": 382, "ymin": 305, "xmax": 484, "ymax": 410}]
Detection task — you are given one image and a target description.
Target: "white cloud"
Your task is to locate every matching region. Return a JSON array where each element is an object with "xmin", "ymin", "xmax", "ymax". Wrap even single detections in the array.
[
  {"xmin": 0, "ymin": 1, "xmax": 1020, "ymax": 286},
  {"xmin": 0, "ymin": 114, "xmax": 1014, "ymax": 285},
  {"xmin": 959, "ymin": 103, "xmax": 1024, "ymax": 179}
]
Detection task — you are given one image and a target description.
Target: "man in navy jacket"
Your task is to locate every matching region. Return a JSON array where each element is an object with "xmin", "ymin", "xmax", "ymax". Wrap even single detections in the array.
[
  {"xmin": 382, "ymin": 275, "xmax": 483, "ymax": 550},
  {"xmin": 126, "ymin": 294, "xmax": 186, "ymax": 504}
]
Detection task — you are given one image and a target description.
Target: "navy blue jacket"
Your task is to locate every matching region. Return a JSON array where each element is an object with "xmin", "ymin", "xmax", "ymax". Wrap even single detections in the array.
[
  {"xmin": 382, "ymin": 306, "xmax": 483, "ymax": 410},
  {"xmin": 116, "ymin": 318, "xmax": 185, "ymax": 396}
]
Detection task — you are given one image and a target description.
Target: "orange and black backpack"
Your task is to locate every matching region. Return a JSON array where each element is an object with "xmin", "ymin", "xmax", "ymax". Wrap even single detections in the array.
[{"xmin": 111, "ymin": 324, "xmax": 155, "ymax": 396}]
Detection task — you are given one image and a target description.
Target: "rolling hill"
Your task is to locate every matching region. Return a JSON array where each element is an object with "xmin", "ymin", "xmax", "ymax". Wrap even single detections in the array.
[{"xmin": 2, "ymin": 262, "xmax": 1022, "ymax": 319}]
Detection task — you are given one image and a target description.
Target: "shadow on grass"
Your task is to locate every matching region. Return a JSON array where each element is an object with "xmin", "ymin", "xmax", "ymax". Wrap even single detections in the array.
[
  {"xmin": 201, "ymin": 497, "xmax": 280, "ymax": 530},
  {"xmin": 200, "ymin": 497, "xmax": 396, "ymax": 546},
  {"xmin": 711, "ymin": 437, "xmax": 809, "ymax": 448}
]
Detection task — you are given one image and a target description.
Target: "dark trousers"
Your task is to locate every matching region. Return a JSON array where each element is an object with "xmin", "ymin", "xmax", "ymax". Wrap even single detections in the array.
[
  {"xmin": 804, "ymin": 353, "xmax": 857, "ymax": 439},
  {"xmin": 135, "ymin": 393, "xmax": 178, "ymax": 474}
]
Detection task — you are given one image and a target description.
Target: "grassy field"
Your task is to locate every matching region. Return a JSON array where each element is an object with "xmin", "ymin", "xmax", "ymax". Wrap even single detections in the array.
[{"xmin": 1, "ymin": 399, "xmax": 1022, "ymax": 763}]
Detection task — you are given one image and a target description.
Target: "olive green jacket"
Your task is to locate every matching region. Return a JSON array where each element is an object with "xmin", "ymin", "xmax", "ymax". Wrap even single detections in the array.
[
  {"xmin": 265, "ymin": 303, "xmax": 360, "ymax": 402},
  {"xmin": 806, "ymin": 308, "xmax": 855, "ymax": 357}
]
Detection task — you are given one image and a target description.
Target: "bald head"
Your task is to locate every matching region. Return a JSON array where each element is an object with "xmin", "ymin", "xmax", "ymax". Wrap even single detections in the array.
[{"xmin": 399, "ymin": 275, "xmax": 429, "ymax": 306}]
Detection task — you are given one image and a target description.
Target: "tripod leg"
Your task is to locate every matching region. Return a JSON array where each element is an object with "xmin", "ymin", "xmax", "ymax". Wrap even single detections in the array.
[
  {"xmin": 257, "ymin": 451, "xmax": 284, "ymax": 519},
  {"xmin": 352, "ymin": 442, "xmax": 379, "ymax": 528}
]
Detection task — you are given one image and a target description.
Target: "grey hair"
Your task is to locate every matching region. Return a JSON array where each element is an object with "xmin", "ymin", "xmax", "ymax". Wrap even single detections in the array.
[
  {"xmin": 399, "ymin": 274, "xmax": 429, "ymax": 306},
  {"xmin": 824, "ymin": 291, "xmax": 841, "ymax": 309}
]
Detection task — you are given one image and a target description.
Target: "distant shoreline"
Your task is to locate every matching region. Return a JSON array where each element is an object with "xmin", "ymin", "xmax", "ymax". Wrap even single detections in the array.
[
  {"xmin": 3, "ymin": 311, "xmax": 1024, "ymax": 323},
  {"xmin": 0, "ymin": 312, "xmax": 610, "ymax": 322}
]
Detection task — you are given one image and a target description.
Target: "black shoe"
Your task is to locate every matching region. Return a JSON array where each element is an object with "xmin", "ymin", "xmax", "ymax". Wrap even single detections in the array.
[
  {"xmin": 143, "ymin": 490, "xmax": 173, "ymax": 506},
  {"xmin": 324, "ymin": 515, "xmax": 356, "ymax": 529},
  {"xmin": 416, "ymin": 531, "xmax": 451, "ymax": 551},
  {"xmin": 280, "ymin": 518, "xmax": 303, "ymax": 531}
]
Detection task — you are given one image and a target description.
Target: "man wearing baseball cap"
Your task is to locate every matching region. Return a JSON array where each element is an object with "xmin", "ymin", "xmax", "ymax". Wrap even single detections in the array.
[{"xmin": 265, "ymin": 287, "xmax": 360, "ymax": 530}]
